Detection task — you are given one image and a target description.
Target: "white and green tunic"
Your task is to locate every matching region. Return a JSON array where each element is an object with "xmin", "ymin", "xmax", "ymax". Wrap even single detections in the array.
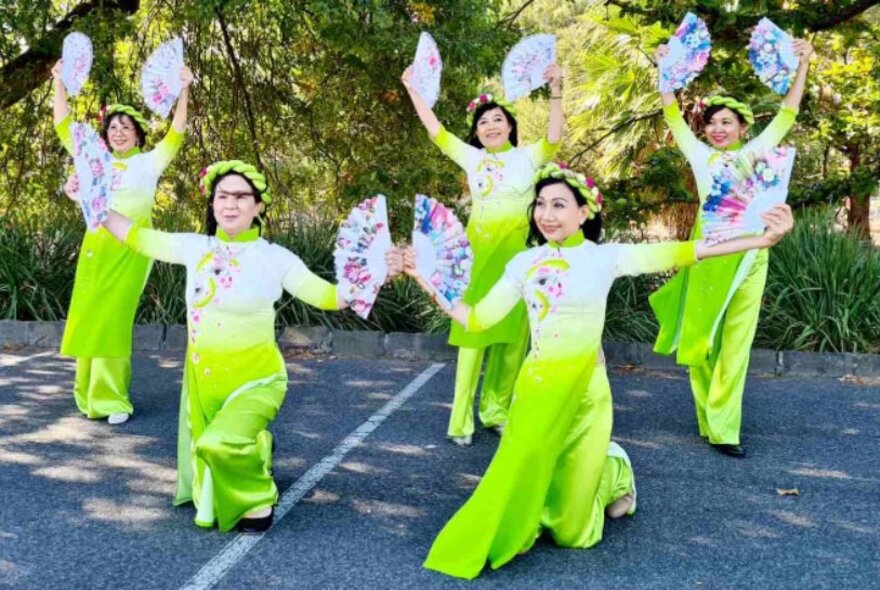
[
  {"xmin": 56, "ymin": 116, "xmax": 184, "ymax": 358},
  {"xmin": 432, "ymin": 127, "xmax": 559, "ymax": 347},
  {"xmin": 124, "ymin": 226, "xmax": 339, "ymax": 531},
  {"xmin": 424, "ymin": 233, "xmax": 698, "ymax": 579}
]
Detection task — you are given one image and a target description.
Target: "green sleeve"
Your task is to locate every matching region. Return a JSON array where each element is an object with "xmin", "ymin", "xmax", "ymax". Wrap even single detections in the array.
[
  {"xmin": 283, "ymin": 269, "xmax": 340, "ymax": 311},
  {"xmin": 433, "ymin": 125, "xmax": 477, "ymax": 170},
  {"xmin": 55, "ymin": 115, "xmax": 74, "ymax": 156},
  {"xmin": 663, "ymin": 102, "xmax": 703, "ymax": 161},
  {"xmin": 528, "ymin": 136, "xmax": 561, "ymax": 167},
  {"xmin": 124, "ymin": 226, "xmax": 185, "ymax": 264},
  {"xmin": 614, "ymin": 241, "xmax": 698, "ymax": 278},
  {"xmin": 750, "ymin": 105, "xmax": 798, "ymax": 151},
  {"xmin": 149, "ymin": 126, "xmax": 185, "ymax": 175},
  {"xmin": 465, "ymin": 276, "xmax": 522, "ymax": 333}
]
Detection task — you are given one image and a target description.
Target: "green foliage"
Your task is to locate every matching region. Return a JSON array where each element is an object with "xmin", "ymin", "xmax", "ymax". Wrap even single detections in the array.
[{"xmin": 757, "ymin": 208, "xmax": 880, "ymax": 353}]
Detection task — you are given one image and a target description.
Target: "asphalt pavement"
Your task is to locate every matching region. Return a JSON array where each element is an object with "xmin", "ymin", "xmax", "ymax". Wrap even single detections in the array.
[{"xmin": 0, "ymin": 351, "xmax": 877, "ymax": 589}]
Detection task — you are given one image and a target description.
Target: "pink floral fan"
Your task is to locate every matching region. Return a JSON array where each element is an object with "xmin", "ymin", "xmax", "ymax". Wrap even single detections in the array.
[
  {"xmin": 140, "ymin": 37, "xmax": 184, "ymax": 118},
  {"xmin": 502, "ymin": 34, "xmax": 556, "ymax": 101},
  {"xmin": 411, "ymin": 194, "xmax": 472, "ymax": 309},
  {"xmin": 701, "ymin": 147, "xmax": 796, "ymax": 246},
  {"xmin": 61, "ymin": 32, "xmax": 93, "ymax": 97},
  {"xmin": 70, "ymin": 122, "xmax": 113, "ymax": 231},
  {"xmin": 334, "ymin": 195, "xmax": 393, "ymax": 319},
  {"xmin": 658, "ymin": 12, "xmax": 711, "ymax": 93},
  {"xmin": 412, "ymin": 32, "xmax": 442, "ymax": 108}
]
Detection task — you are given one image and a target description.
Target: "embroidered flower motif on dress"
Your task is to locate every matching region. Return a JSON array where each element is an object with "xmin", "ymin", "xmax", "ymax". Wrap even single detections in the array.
[
  {"xmin": 189, "ymin": 243, "xmax": 243, "ymax": 343},
  {"xmin": 476, "ymin": 156, "xmax": 505, "ymax": 197},
  {"xmin": 523, "ymin": 249, "xmax": 570, "ymax": 356}
]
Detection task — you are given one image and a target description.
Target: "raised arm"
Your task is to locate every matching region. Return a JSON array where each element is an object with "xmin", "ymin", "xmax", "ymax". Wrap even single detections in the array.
[
  {"xmin": 545, "ymin": 62, "xmax": 564, "ymax": 145},
  {"xmin": 401, "ymin": 66, "xmax": 442, "ymax": 138},
  {"xmin": 51, "ymin": 60, "xmax": 71, "ymax": 125},
  {"xmin": 782, "ymin": 39, "xmax": 813, "ymax": 111},
  {"xmin": 171, "ymin": 67, "xmax": 194, "ymax": 133}
]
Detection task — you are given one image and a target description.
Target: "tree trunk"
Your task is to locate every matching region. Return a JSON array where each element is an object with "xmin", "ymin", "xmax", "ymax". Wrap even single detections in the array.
[
  {"xmin": 846, "ymin": 149, "xmax": 871, "ymax": 238},
  {"xmin": 0, "ymin": 0, "xmax": 140, "ymax": 110}
]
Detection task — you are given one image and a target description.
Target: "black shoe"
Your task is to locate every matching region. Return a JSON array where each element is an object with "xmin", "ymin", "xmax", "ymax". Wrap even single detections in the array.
[
  {"xmin": 236, "ymin": 508, "xmax": 274, "ymax": 534},
  {"xmin": 711, "ymin": 443, "xmax": 745, "ymax": 458}
]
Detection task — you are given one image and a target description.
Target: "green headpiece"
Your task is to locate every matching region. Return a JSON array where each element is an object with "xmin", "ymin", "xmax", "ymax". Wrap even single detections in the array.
[
  {"xmin": 702, "ymin": 96, "xmax": 755, "ymax": 125},
  {"xmin": 199, "ymin": 160, "xmax": 272, "ymax": 204},
  {"xmin": 533, "ymin": 162, "xmax": 603, "ymax": 220},
  {"xmin": 102, "ymin": 104, "xmax": 150, "ymax": 133},
  {"xmin": 466, "ymin": 92, "xmax": 518, "ymax": 127}
]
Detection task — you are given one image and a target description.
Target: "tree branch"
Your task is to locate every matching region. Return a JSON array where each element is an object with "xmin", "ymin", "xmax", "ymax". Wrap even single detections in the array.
[
  {"xmin": 569, "ymin": 109, "xmax": 661, "ymax": 165},
  {"xmin": 0, "ymin": 0, "xmax": 140, "ymax": 110}
]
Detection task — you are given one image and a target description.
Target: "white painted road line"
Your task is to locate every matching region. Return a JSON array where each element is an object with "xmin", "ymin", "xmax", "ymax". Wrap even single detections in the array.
[{"xmin": 179, "ymin": 362, "xmax": 446, "ymax": 590}]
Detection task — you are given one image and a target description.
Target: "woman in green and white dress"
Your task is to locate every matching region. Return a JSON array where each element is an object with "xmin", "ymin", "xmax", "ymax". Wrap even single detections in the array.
[
  {"xmin": 405, "ymin": 162, "xmax": 794, "ymax": 579},
  {"xmin": 66, "ymin": 161, "xmax": 400, "ymax": 532},
  {"xmin": 401, "ymin": 62, "xmax": 564, "ymax": 445},
  {"xmin": 51, "ymin": 60, "xmax": 193, "ymax": 424}
]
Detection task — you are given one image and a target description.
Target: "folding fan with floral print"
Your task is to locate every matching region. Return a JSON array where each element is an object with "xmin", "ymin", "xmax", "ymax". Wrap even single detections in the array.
[
  {"xmin": 701, "ymin": 146, "xmax": 796, "ymax": 246},
  {"xmin": 334, "ymin": 195, "xmax": 393, "ymax": 318},
  {"xmin": 411, "ymin": 194, "xmax": 472, "ymax": 309},
  {"xmin": 412, "ymin": 32, "xmax": 443, "ymax": 108},
  {"xmin": 658, "ymin": 12, "xmax": 711, "ymax": 93},
  {"xmin": 748, "ymin": 18, "xmax": 799, "ymax": 95},
  {"xmin": 61, "ymin": 32, "xmax": 93, "ymax": 97},
  {"xmin": 501, "ymin": 34, "xmax": 556, "ymax": 101},
  {"xmin": 70, "ymin": 122, "xmax": 113, "ymax": 231},
  {"xmin": 141, "ymin": 37, "xmax": 184, "ymax": 118}
]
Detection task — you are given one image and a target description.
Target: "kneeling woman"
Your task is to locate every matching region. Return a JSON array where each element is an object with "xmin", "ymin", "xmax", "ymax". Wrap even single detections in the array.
[
  {"xmin": 66, "ymin": 161, "xmax": 400, "ymax": 533},
  {"xmin": 405, "ymin": 163, "xmax": 794, "ymax": 579}
]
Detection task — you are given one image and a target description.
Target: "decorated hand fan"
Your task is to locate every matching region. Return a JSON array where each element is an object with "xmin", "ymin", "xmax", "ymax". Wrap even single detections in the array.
[
  {"xmin": 141, "ymin": 37, "xmax": 184, "ymax": 118},
  {"xmin": 334, "ymin": 195, "xmax": 393, "ymax": 319},
  {"xmin": 748, "ymin": 18, "xmax": 798, "ymax": 95},
  {"xmin": 658, "ymin": 12, "xmax": 711, "ymax": 93},
  {"xmin": 412, "ymin": 32, "xmax": 442, "ymax": 108},
  {"xmin": 502, "ymin": 34, "xmax": 556, "ymax": 102},
  {"xmin": 701, "ymin": 146, "xmax": 796, "ymax": 246},
  {"xmin": 412, "ymin": 194, "xmax": 472, "ymax": 309},
  {"xmin": 70, "ymin": 122, "xmax": 113, "ymax": 231},
  {"xmin": 61, "ymin": 32, "xmax": 93, "ymax": 97}
]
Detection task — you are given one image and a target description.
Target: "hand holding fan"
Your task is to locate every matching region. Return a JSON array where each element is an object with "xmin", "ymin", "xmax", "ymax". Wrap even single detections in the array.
[
  {"xmin": 61, "ymin": 32, "xmax": 93, "ymax": 97},
  {"xmin": 334, "ymin": 195, "xmax": 393, "ymax": 319},
  {"xmin": 502, "ymin": 34, "xmax": 556, "ymax": 101},
  {"xmin": 701, "ymin": 146, "xmax": 796, "ymax": 246},
  {"xmin": 411, "ymin": 194, "xmax": 472, "ymax": 309},
  {"xmin": 70, "ymin": 122, "xmax": 113, "ymax": 231},
  {"xmin": 748, "ymin": 18, "xmax": 798, "ymax": 95},
  {"xmin": 658, "ymin": 12, "xmax": 711, "ymax": 93},
  {"xmin": 412, "ymin": 32, "xmax": 442, "ymax": 108},
  {"xmin": 141, "ymin": 37, "xmax": 184, "ymax": 118}
]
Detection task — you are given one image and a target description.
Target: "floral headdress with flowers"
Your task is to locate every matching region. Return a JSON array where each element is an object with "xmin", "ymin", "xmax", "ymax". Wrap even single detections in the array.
[{"xmin": 533, "ymin": 162, "xmax": 603, "ymax": 219}]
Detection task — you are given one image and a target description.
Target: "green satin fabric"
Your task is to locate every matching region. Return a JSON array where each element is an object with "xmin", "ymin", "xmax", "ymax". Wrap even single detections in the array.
[
  {"xmin": 447, "ymin": 320, "xmax": 529, "ymax": 437},
  {"xmin": 73, "ymin": 356, "xmax": 133, "ymax": 418},
  {"xmin": 689, "ymin": 253, "xmax": 768, "ymax": 444},
  {"xmin": 425, "ymin": 364, "xmax": 632, "ymax": 579},
  {"xmin": 174, "ymin": 360, "xmax": 285, "ymax": 532}
]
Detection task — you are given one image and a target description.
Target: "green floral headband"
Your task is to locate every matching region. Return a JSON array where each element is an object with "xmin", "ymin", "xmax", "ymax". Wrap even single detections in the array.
[
  {"xmin": 102, "ymin": 104, "xmax": 150, "ymax": 133},
  {"xmin": 533, "ymin": 162, "xmax": 603, "ymax": 220},
  {"xmin": 199, "ymin": 160, "xmax": 272, "ymax": 204},
  {"xmin": 702, "ymin": 96, "xmax": 755, "ymax": 125},
  {"xmin": 466, "ymin": 93, "xmax": 517, "ymax": 127}
]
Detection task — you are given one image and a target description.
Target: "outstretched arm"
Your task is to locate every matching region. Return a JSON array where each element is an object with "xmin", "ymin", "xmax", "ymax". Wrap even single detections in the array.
[{"xmin": 401, "ymin": 66, "xmax": 442, "ymax": 138}]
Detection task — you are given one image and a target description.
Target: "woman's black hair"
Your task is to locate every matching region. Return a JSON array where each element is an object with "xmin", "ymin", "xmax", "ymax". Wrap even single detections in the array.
[
  {"xmin": 466, "ymin": 102, "xmax": 519, "ymax": 149},
  {"xmin": 205, "ymin": 171, "xmax": 265, "ymax": 236},
  {"xmin": 526, "ymin": 177, "xmax": 602, "ymax": 246},
  {"xmin": 100, "ymin": 113, "xmax": 147, "ymax": 149},
  {"xmin": 702, "ymin": 104, "xmax": 748, "ymax": 126}
]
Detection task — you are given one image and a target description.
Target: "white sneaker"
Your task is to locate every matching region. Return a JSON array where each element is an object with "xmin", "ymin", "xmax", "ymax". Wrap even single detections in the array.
[
  {"xmin": 606, "ymin": 441, "xmax": 637, "ymax": 515},
  {"xmin": 107, "ymin": 413, "xmax": 130, "ymax": 425},
  {"xmin": 449, "ymin": 434, "xmax": 472, "ymax": 447}
]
